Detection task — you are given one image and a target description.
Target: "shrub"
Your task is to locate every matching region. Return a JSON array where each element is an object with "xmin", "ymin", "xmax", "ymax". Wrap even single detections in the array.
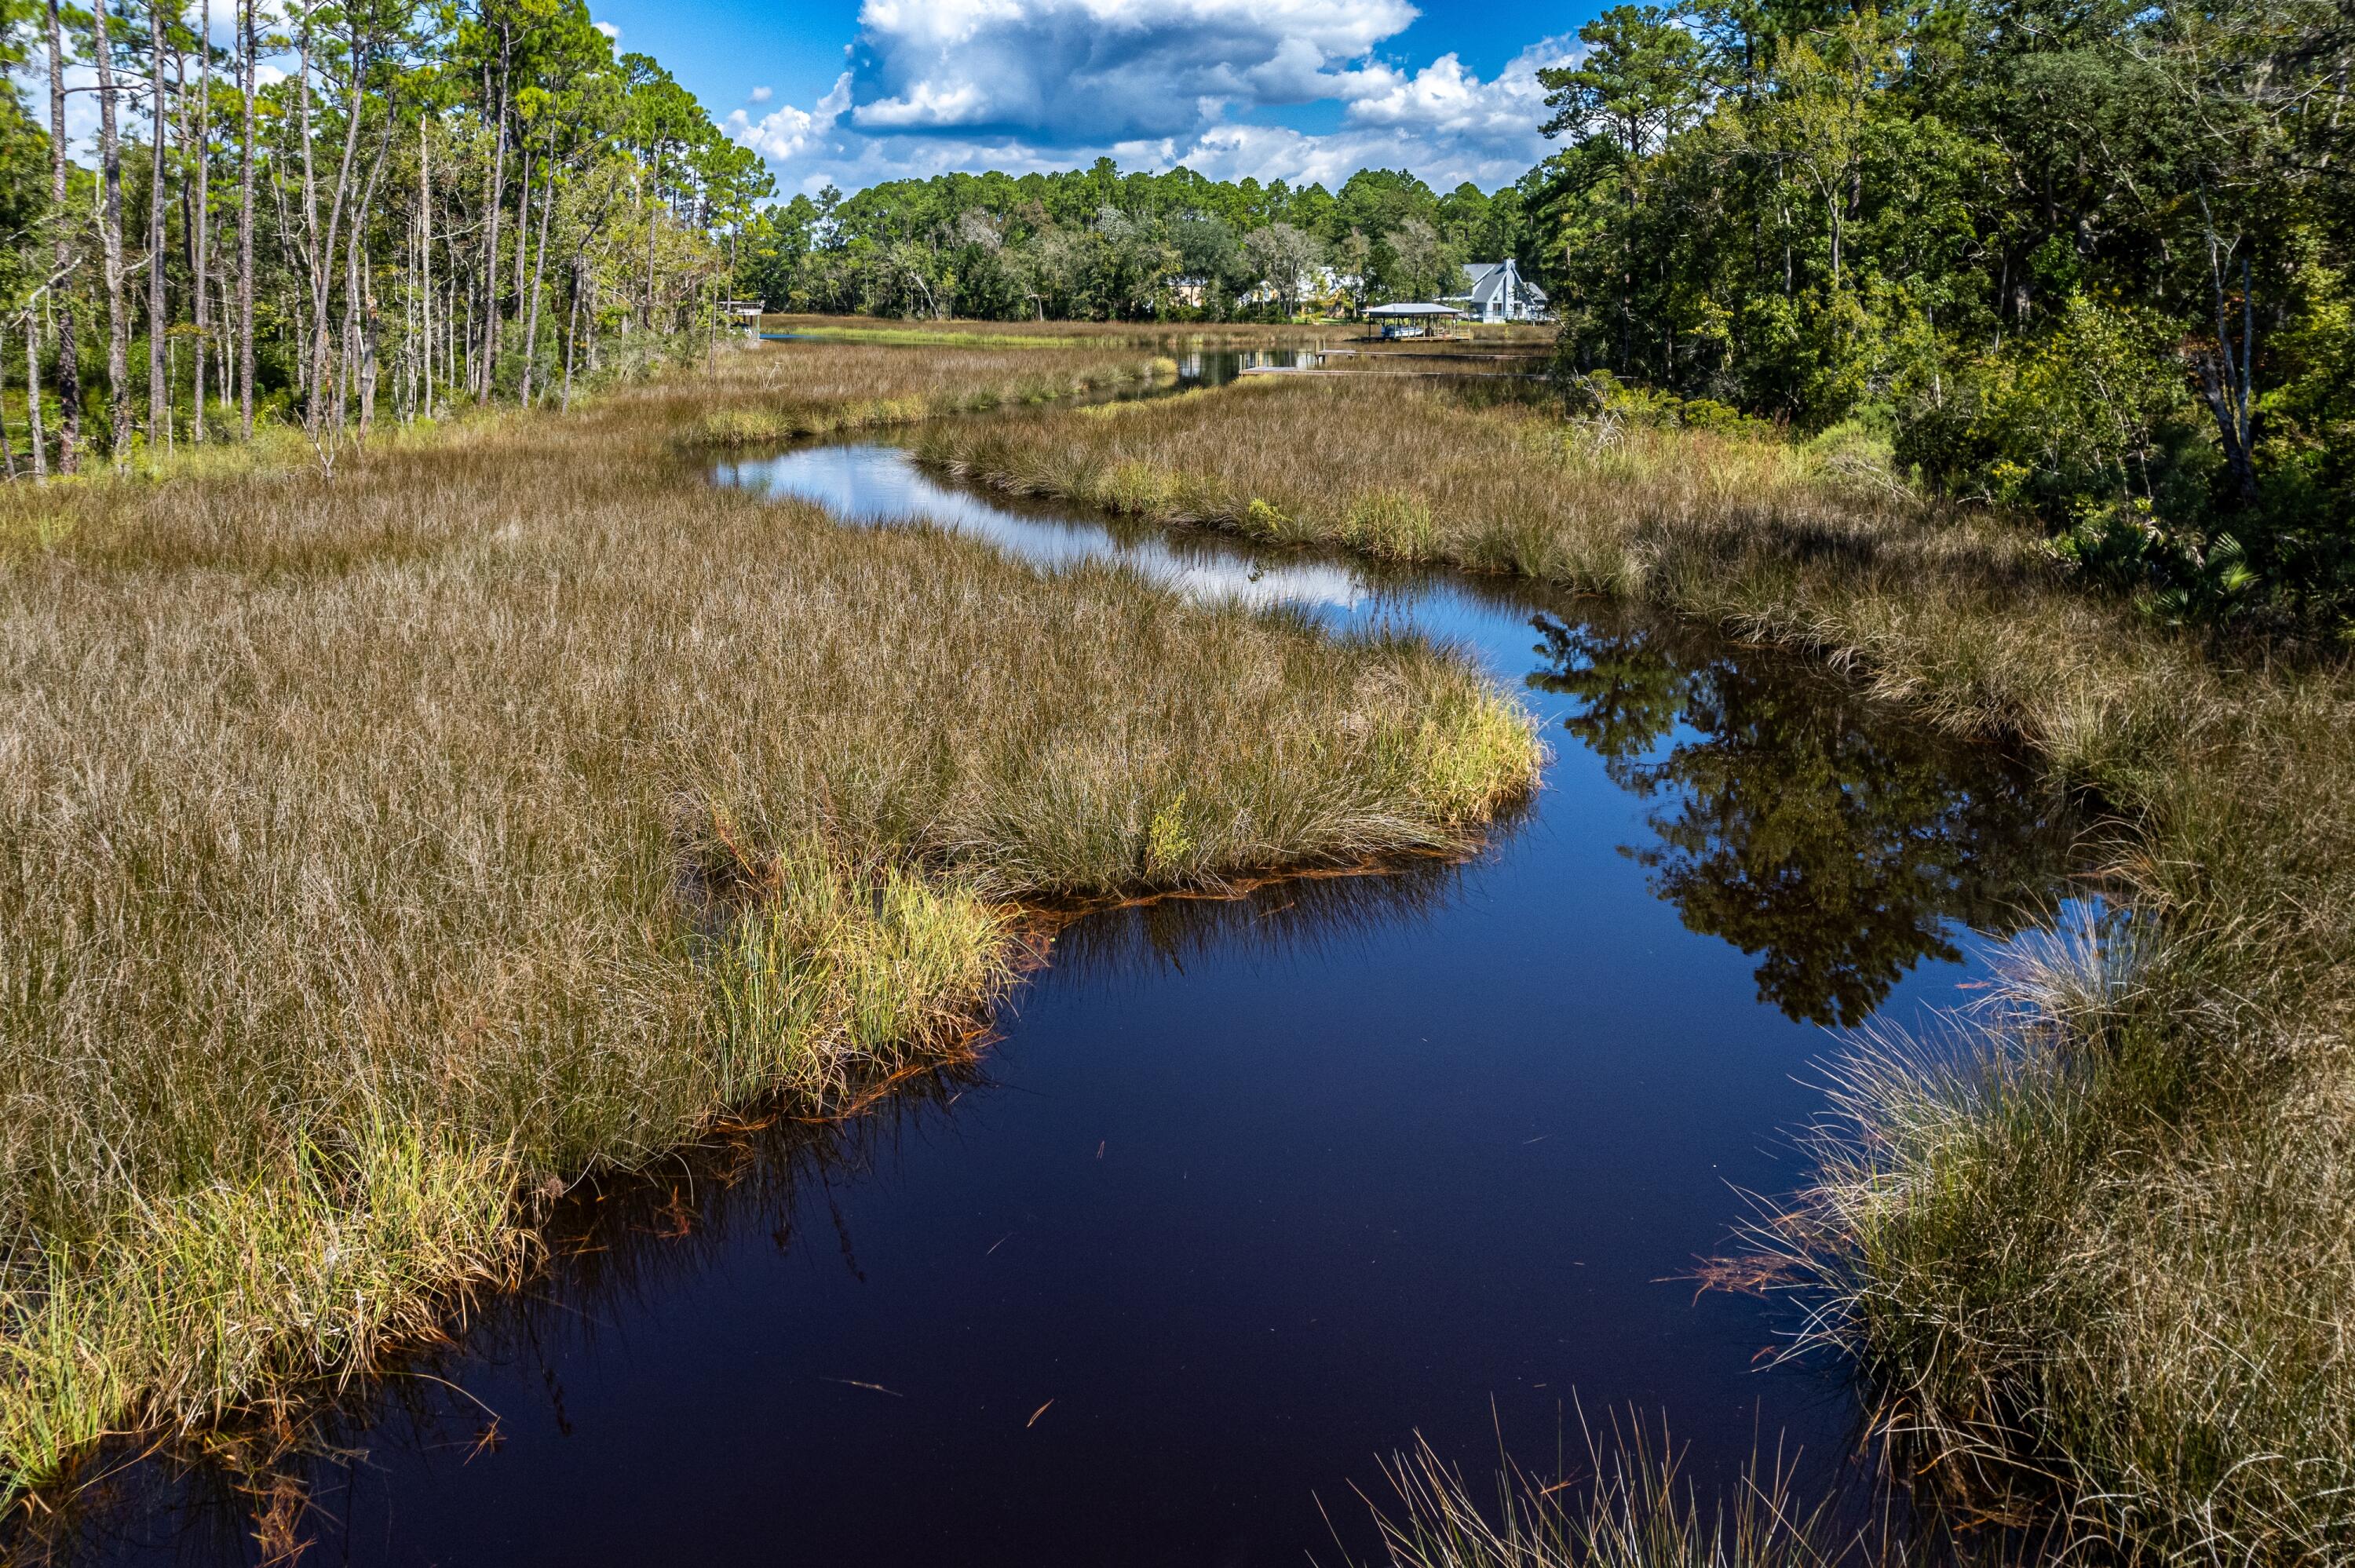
[{"xmin": 1899, "ymin": 293, "xmax": 2214, "ymax": 523}]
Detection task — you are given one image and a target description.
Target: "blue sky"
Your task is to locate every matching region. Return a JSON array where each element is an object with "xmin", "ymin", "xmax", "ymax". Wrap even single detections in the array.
[{"xmin": 584, "ymin": 0, "xmax": 1588, "ymax": 196}]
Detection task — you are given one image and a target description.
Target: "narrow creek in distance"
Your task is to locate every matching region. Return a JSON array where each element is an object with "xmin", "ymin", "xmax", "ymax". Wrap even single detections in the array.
[{"xmin": 35, "ymin": 429, "xmax": 2084, "ymax": 1568}]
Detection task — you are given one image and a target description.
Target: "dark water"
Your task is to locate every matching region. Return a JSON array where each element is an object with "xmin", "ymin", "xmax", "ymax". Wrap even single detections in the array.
[
  {"xmin": 1174, "ymin": 348, "xmax": 1326, "ymax": 384},
  {"xmin": 24, "ymin": 447, "xmax": 2083, "ymax": 1567}
]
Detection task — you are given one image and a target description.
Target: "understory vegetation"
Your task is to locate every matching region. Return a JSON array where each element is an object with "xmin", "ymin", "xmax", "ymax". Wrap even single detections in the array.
[
  {"xmin": 1532, "ymin": 0, "xmax": 2353, "ymax": 636},
  {"xmin": 926, "ymin": 374, "xmax": 2355, "ymax": 1564},
  {"xmin": 0, "ymin": 341, "xmax": 1541, "ymax": 1497}
]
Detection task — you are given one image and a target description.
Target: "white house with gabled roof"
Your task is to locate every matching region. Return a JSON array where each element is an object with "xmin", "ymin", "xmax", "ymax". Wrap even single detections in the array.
[{"xmin": 1445, "ymin": 259, "xmax": 1550, "ymax": 324}]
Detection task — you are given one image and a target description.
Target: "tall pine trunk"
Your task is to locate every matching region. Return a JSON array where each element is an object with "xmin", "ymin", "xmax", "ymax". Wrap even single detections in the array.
[
  {"xmin": 519, "ymin": 158, "xmax": 552, "ymax": 404},
  {"xmin": 478, "ymin": 38, "xmax": 508, "ymax": 397},
  {"xmin": 148, "ymin": 0, "xmax": 170, "ymax": 445},
  {"xmin": 189, "ymin": 0, "xmax": 210, "ymax": 442},
  {"xmin": 24, "ymin": 314, "xmax": 45, "ymax": 479},
  {"xmin": 560, "ymin": 253, "xmax": 579, "ymax": 410},
  {"xmin": 45, "ymin": 0, "xmax": 80, "ymax": 473},
  {"xmin": 641, "ymin": 149, "xmax": 660, "ymax": 330},
  {"xmin": 418, "ymin": 115, "xmax": 433, "ymax": 418},
  {"xmin": 237, "ymin": 0, "xmax": 254, "ymax": 436},
  {"xmin": 90, "ymin": 0, "xmax": 128, "ymax": 463}
]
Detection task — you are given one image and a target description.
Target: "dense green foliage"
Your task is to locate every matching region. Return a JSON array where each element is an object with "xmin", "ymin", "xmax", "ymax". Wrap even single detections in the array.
[
  {"xmin": 736, "ymin": 159, "xmax": 1548, "ymax": 321},
  {"xmin": 0, "ymin": 0, "xmax": 769, "ymax": 473},
  {"xmin": 1531, "ymin": 0, "xmax": 2355, "ymax": 629}
]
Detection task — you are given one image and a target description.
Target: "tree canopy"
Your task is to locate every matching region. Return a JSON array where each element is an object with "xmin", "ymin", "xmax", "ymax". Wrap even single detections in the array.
[
  {"xmin": 735, "ymin": 156, "xmax": 1551, "ymax": 322},
  {"xmin": 1527, "ymin": 0, "xmax": 2355, "ymax": 629},
  {"xmin": 0, "ymin": 0, "xmax": 768, "ymax": 472}
]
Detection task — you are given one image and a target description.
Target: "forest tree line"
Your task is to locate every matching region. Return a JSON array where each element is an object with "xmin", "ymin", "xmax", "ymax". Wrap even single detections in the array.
[
  {"xmin": 734, "ymin": 162, "xmax": 1550, "ymax": 322},
  {"xmin": 1537, "ymin": 0, "xmax": 2355, "ymax": 629},
  {"xmin": 0, "ymin": 0, "xmax": 771, "ymax": 475}
]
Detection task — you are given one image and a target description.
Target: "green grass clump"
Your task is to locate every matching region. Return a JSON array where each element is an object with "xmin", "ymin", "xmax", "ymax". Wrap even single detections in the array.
[
  {"xmin": 0, "ymin": 341, "xmax": 1538, "ymax": 1496},
  {"xmin": 1342, "ymin": 489, "xmax": 1439, "ymax": 561},
  {"xmin": 1, "ymin": 1129, "xmax": 524, "ymax": 1487}
]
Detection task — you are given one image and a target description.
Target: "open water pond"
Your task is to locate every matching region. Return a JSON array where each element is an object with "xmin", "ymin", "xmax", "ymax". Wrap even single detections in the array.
[{"xmin": 34, "ymin": 441, "xmax": 2085, "ymax": 1568}]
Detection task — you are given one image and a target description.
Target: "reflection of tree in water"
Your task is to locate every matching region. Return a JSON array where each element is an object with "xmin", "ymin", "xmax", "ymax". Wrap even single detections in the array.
[{"xmin": 1528, "ymin": 612, "xmax": 2077, "ymax": 1027}]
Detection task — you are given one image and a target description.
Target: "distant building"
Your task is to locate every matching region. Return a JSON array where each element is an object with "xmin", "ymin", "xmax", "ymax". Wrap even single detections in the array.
[
  {"xmin": 1445, "ymin": 260, "xmax": 1550, "ymax": 324},
  {"xmin": 1238, "ymin": 265, "xmax": 1367, "ymax": 313},
  {"xmin": 1363, "ymin": 302, "xmax": 1463, "ymax": 339},
  {"xmin": 721, "ymin": 299, "xmax": 767, "ymax": 339}
]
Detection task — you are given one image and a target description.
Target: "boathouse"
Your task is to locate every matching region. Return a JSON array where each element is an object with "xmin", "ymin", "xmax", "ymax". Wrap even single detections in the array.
[{"xmin": 1363, "ymin": 302, "xmax": 1462, "ymax": 339}]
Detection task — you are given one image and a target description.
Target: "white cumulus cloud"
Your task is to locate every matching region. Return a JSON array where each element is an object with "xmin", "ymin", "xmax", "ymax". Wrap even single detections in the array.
[
  {"xmin": 731, "ymin": 0, "xmax": 1580, "ymax": 195},
  {"xmin": 729, "ymin": 71, "xmax": 854, "ymax": 166},
  {"xmin": 1331, "ymin": 36, "xmax": 1579, "ymax": 155},
  {"xmin": 844, "ymin": 0, "xmax": 1415, "ymax": 141}
]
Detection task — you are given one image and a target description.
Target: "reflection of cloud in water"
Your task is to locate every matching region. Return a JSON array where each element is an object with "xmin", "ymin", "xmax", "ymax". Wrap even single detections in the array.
[{"xmin": 715, "ymin": 443, "xmax": 1372, "ymax": 611}]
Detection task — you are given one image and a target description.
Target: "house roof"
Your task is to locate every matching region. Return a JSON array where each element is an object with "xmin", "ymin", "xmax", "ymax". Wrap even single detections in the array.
[{"xmin": 1449, "ymin": 260, "xmax": 1550, "ymax": 308}]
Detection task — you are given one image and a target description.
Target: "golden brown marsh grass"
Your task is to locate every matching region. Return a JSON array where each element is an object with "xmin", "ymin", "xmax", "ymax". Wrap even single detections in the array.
[
  {"xmin": 758, "ymin": 312, "xmax": 1363, "ymax": 347},
  {"xmin": 752, "ymin": 313, "xmax": 1555, "ymax": 358},
  {"xmin": 922, "ymin": 377, "xmax": 2355, "ymax": 1563},
  {"xmin": 675, "ymin": 335, "xmax": 1182, "ymax": 447},
  {"xmin": 918, "ymin": 377, "xmax": 2211, "ymax": 795},
  {"xmin": 0, "ymin": 342, "xmax": 1539, "ymax": 1496}
]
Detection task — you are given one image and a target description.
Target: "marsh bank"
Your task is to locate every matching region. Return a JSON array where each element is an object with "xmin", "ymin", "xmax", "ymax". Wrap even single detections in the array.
[{"xmin": 19, "ymin": 420, "xmax": 2089, "ymax": 1566}]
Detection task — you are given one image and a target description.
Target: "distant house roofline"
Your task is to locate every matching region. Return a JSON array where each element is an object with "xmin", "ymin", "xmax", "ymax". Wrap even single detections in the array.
[{"xmin": 1439, "ymin": 257, "xmax": 1551, "ymax": 319}]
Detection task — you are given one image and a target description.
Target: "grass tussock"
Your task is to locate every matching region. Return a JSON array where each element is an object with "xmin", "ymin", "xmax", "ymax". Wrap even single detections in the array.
[
  {"xmin": 1353, "ymin": 1417, "xmax": 1948, "ymax": 1568},
  {"xmin": 0, "ymin": 339, "xmax": 1539, "ymax": 1497},
  {"xmin": 674, "ymin": 339, "xmax": 1178, "ymax": 448},
  {"xmin": 0, "ymin": 1129, "xmax": 523, "ymax": 1488},
  {"xmin": 924, "ymin": 377, "xmax": 2355, "ymax": 1563}
]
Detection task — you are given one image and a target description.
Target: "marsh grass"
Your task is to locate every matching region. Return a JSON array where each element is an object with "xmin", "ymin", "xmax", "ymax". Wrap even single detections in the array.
[
  {"xmin": 1350, "ymin": 1414, "xmax": 1976, "ymax": 1568},
  {"xmin": 758, "ymin": 312, "xmax": 1360, "ymax": 348},
  {"xmin": 763, "ymin": 323, "xmax": 1089, "ymax": 348},
  {"xmin": 677, "ymin": 339, "xmax": 1180, "ymax": 448},
  {"xmin": 918, "ymin": 378, "xmax": 2211, "ymax": 796},
  {"xmin": 923, "ymin": 377, "xmax": 2355, "ymax": 1563},
  {"xmin": 0, "ymin": 340, "xmax": 1539, "ymax": 1497}
]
